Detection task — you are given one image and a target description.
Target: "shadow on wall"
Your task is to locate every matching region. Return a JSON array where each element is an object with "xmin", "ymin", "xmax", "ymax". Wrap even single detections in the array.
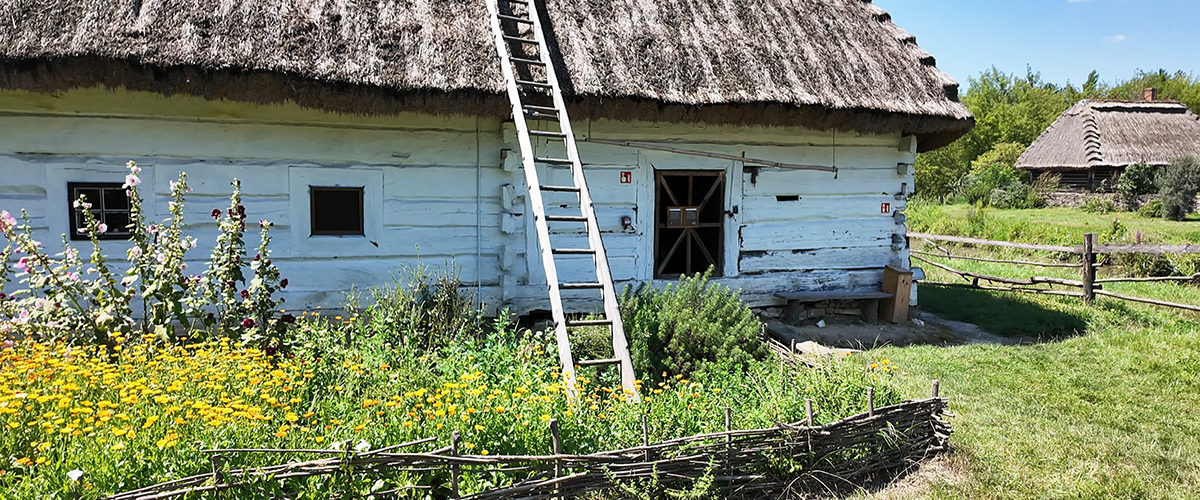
[{"xmin": 919, "ymin": 285, "xmax": 1088, "ymax": 341}]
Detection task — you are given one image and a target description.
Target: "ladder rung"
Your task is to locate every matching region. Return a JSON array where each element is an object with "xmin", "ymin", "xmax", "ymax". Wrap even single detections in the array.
[
  {"xmin": 544, "ymin": 215, "xmax": 587, "ymax": 223},
  {"xmin": 566, "ymin": 318, "xmax": 613, "ymax": 327},
  {"xmin": 497, "ymin": 14, "xmax": 533, "ymax": 24},
  {"xmin": 535, "ymin": 157, "xmax": 574, "ymax": 165},
  {"xmin": 502, "ymin": 35, "xmax": 538, "ymax": 44},
  {"xmin": 552, "ymin": 248, "xmax": 595, "ymax": 255},
  {"xmin": 559, "ymin": 282, "xmax": 603, "ymax": 290},
  {"xmin": 577, "ymin": 358, "xmax": 620, "ymax": 367},
  {"xmin": 510, "ymin": 57, "xmax": 545, "ymax": 66},
  {"xmin": 523, "ymin": 104, "xmax": 558, "ymax": 113},
  {"xmin": 529, "ymin": 130, "xmax": 567, "ymax": 139},
  {"xmin": 540, "ymin": 184, "xmax": 580, "ymax": 192},
  {"xmin": 516, "ymin": 79, "xmax": 553, "ymax": 89},
  {"xmin": 502, "ymin": 0, "xmax": 529, "ymax": 4},
  {"xmin": 525, "ymin": 111, "xmax": 560, "ymax": 120}
]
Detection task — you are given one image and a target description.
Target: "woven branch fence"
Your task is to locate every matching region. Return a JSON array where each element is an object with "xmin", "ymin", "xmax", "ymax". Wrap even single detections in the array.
[{"xmin": 108, "ymin": 387, "xmax": 950, "ymax": 499}]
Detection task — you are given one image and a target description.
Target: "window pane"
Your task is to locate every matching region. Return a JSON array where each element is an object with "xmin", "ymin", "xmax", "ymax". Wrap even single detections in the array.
[
  {"xmin": 311, "ymin": 188, "xmax": 364, "ymax": 235},
  {"xmin": 104, "ymin": 188, "xmax": 130, "ymax": 210},
  {"xmin": 105, "ymin": 212, "xmax": 130, "ymax": 233},
  {"xmin": 75, "ymin": 188, "xmax": 102, "ymax": 207}
]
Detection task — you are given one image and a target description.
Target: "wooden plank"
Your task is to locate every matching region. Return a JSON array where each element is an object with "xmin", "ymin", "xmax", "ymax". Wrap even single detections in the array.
[
  {"xmin": 738, "ymin": 246, "xmax": 897, "ymax": 274},
  {"xmin": 1091, "ymin": 243, "xmax": 1200, "ymax": 255},
  {"xmin": 585, "ymin": 139, "xmax": 836, "ymax": 173},
  {"xmin": 741, "ymin": 219, "xmax": 897, "ymax": 252},
  {"xmin": 1094, "ymin": 289, "xmax": 1200, "ymax": 312},
  {"xmin": 879, "ymin": 265, "xmax": 912, "ymax": 323},
  {"xmin": 776, "ymin": 291, "xmax": 892, "ymax": 302}
]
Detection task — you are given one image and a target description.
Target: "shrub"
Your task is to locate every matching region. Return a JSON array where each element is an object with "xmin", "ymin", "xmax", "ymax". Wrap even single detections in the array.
[
  {"xmin": 1158, "ymin": 155, "xmax": 1200, "ymax": 220},
  {"xmin": 344, "ymin": 263, "xmax": 481, "ymax": 353},
  {"xmin": 988, "ymin": 181, "xmax": 1043, "ymax": 209},
  {"xmin": 1138, "ymin": 199, "xmax": 1165, "ymax": 218},
  {"xmin": 0, "ymin": 163, "xmax": 290, "ymax": 347},
  {"xmin": 620, "ymin": 270, "xmax": 767, "ymax": 378},
  {"xmin": 1081, "ymin": 197, "xmax": 1117, "ymax": 214},
  {"xmin": 1117, "ymin": 162, "xmax": 1158, "ymax": 210},
  {"xmin": 956, "ymin": 142, "xmax": 1028, "ymax": 205}
]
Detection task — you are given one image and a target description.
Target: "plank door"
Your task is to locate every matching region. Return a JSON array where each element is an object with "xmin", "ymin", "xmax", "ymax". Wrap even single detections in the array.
[{"xmin": 654, "ymin": 171, "xmax": 725, "ymax": 278}]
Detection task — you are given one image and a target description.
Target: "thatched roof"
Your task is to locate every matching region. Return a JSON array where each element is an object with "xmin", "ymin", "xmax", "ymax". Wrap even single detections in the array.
[
  {"xmin": 1017, "ymin": 100, "xmax": 1200, "ymax": 171},
  {"xmin": 0, "ymin": 0, "xmax": 972, "ymax": 150}
]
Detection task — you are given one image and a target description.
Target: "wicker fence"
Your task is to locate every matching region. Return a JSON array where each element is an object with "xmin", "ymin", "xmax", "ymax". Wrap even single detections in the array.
[{"xmin": 109, "ymin": 384, "xmax": 949, "ymax": 499}]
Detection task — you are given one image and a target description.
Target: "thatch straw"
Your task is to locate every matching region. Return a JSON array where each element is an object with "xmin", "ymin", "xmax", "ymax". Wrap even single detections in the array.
[
  {"xmin": 1018, "ymin": 100, "xmax": 1200, "ymax": 171},
  {"xmin": 0, "ymin": 0, "xmax": 972, "ymax": 150}
]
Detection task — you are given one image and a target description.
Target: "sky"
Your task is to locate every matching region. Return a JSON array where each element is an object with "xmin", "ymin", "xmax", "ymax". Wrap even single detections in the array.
[{"xmin": 873, "ymin": 0, "xmax": 1200, "ymax": 90}]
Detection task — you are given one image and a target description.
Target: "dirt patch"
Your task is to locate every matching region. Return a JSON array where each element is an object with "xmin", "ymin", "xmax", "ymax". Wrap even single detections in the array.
[
  {"xmin": 851, "ymin": 453, "xmax": 971, "ymax": 500},
  {"xmin": 763, "ymin": 310, "xmax": 1018, "ymax": 351}
]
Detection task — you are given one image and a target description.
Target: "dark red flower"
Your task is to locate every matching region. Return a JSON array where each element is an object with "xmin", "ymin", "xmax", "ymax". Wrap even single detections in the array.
[
  {"xmin": 237, "ymin": 205, "xmax": 246, "ymax": 216},
  {"xmin": 206, "ymin": 312, "xmax": 215, "ymax": 321},
  {"xmin": 265, "ymin": 345, "xmax": 278, "ymax": 356},
  {"xmin": 279, "ymin": 278, "xmax": 288, "ymax": 289},
  {"xmin": 241, "ymin": 318, "xmax": 256, "ymax": 329},
  {"xmin": 0, "ymin": 292, "xmax": 6, "ymax": 301},
  {"xmin": 280, "ymin": 314, "xmax": 296, "ymax": 324},
  {"xmin": 211, "ymin": 209, "xmax": 221, "ymax": 219},
  {"xmin": 240, "ymin": 289, "xmax": 249, "ymax": 299}
]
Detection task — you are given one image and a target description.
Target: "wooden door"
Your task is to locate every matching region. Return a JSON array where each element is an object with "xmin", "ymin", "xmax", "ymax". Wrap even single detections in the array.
[{"xmin": 654, "ymin": 171, "xmax": 725, "ymax": 278}]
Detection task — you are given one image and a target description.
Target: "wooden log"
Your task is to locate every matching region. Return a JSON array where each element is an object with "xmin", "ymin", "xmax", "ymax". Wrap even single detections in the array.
[
  {"xmin": 907, "ymin": 232, "xmax": 1076, "ymax": 253},
  {"xmin": 867, "ymin": 387, "xmax": 875, "ymax": 418},
  {"xmin": 910, "ymin": 250, "xmax": 1081, "ymax": 268},
  {"xmin": 1094, "ymin": 290, "xmax": 1200, "ymax": 312},
  {"xmin": 585, "ymin": 138, "xmax": 838, "ymax": 173},
  {"xmin": 450, "ymin": 431, "xmax": 460, "ymax": 498},
  {"xmin": 921, "ymin": 281, "xmax": 1086, "ymax": 298},
  {"xmin": 1083, "ymin": 233, "xmax": 1097, "ymax": 305},
  {"xmin": 1094, "ymin": 273, "xmax": 1200, "ymax": 284},
  {"xmin": 1090, "ymin": 243, "xmax": 1200, "ymax": 255}
]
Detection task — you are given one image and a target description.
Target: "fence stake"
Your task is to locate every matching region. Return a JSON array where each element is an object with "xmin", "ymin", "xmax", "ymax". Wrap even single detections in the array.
[
  {"xmin": 867, "ymin": 387, "xmax": 875, "ymax": 418},
  {"xmin": 1083, "ymin": 232, "xmax": 1097, "ymax": 305},
  {"xmin": 209, "ymin": 454, "xmax": 223, "ymax": 499},
  {"xmin": 724, "ymin": 407, "xmax": 733, "ymax": 477},
  {"xmin": 931, "ymin": 379, "xmax": 940, "ymax": 398},
  {"xmin": 805, "ymin": 398, "xmax": 813, "ymax": 426},
  {"xmin": 450, "ymin": 431, "xmax": 460, "ymax": 498},
  {"xmin": 550, "ymin": 418, "xmax": 561, "ymax": 497},
  {"xmin": 640, "ymin": 414, "xmax": 650, "ymax": 463}
]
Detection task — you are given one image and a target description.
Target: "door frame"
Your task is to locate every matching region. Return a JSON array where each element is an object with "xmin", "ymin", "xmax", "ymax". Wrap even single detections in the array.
[{"xmin": 637, "ymin": 151, "xmax": 742, "ymax": 280}]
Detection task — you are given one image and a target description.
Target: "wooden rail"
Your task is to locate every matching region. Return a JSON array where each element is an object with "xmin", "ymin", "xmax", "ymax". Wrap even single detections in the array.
[{"xmin": 909, "ymin": 232, "xmax": 1200, "ymax": 313}]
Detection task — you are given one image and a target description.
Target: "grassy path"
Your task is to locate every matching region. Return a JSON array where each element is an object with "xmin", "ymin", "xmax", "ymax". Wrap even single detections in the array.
[{"xmin": 873, "ymin": 204, "xmax": 1200, "ymax": 498}]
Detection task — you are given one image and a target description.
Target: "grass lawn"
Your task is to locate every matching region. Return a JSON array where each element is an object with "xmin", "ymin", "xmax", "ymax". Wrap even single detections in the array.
[{"xmin": 873, "ymin": 203, "xmax": 1200, "ymax": 498}]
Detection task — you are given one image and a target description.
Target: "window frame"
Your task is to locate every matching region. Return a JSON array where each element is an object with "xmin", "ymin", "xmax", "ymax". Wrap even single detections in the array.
[
  {"xmin": 66, "ymin": 182, "xmax": 133, "ymax": 241},
  {"xmin": 308, "ymin": 186, "xmax": 366, "ymax": 236}
]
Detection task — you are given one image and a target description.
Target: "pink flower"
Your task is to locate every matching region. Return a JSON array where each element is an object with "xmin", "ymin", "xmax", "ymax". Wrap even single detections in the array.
[
  {"xmin": 241, "ymin": 318, "xmax": 256, "ymax": 329},
  {"xmin": 97, "ymin": 223, "xmax": 108, "ymax": 234},
  {"xmin": 126, "ymin": 161, "xmax": 141, "ymax": 174},
  {"xmin": 123, "ymin": 174, "xmax": 140, "ymax": 189},
  {"xmin": 65, "ymin": 271, "xmax": 80, "ymax": 281},
  {"xmin": 86, "ymin": 268, "xmax": 97, "ymax": 274},
  {"xmin": 0, "ymin": 210, "xmax": 15, "ymax": 231},
  {"xmin": 15, "ymin": 257, "xmax": 29, "ymax": 270}
]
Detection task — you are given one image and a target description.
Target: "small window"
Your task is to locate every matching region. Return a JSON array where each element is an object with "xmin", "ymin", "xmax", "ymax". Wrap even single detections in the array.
[
  {"xmin": 67, "ymin": 182, "xmax": 132, "ymax": 240},
  {"xmin": 310, "ymin": 186, "xmax": 364, "ymax": 236}
]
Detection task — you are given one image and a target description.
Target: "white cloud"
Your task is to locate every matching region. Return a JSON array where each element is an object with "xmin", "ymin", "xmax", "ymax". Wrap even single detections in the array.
[{"xmin": 1104, "ymin": 34, "xmax": 1128, "ymax": 43}]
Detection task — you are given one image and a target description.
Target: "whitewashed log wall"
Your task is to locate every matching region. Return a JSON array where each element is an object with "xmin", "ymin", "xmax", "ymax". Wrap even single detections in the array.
[{"xmin": 0, "ymin": 89, "xmax": 915, "ymax": 314}]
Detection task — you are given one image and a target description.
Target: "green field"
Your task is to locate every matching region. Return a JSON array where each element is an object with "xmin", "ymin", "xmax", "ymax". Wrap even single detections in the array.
[{"xmin": 874, "ymin": 204, "xmax": 1200, "ymax": 499}]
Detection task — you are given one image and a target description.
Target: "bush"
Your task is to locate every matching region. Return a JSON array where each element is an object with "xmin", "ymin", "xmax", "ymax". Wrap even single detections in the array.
[
  {"xmin": 620, "ymin": 270, "xmax": 767, "ymax": 378},
  {"xmin": 1117, "ymin": 162, "xmax": 1158, "ymax": 210},
  {"xmin": 344, "ymin": 263, "xmax": 481, "ymax": 353},
  {"xmin": 988, "ymin": 180, "xmax": 1044, "ymax": 209},
  {"xmin": 955, "ymin": 143, "xmax": 1031, "ymax": 206},
  {"xmin": 1138, "ymin": 199, "xmax": 1165, "ymax": 218},
  {"xmin": 1081, "ymin": 197, "xmax": 1117, "ymax": 214},
  {"xmin": 1158, "ymin": 155, "xmax": 1200, "ymax": 220},
  {"xmin": 0, "ymin": 163, "xmax": 290, "ymax": 348}
]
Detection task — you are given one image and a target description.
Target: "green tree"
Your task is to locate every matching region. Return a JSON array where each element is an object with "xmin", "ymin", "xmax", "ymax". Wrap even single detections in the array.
[{"xmin": 1158, "ymin": 156, "xmax": 1200, "ymax": 221}]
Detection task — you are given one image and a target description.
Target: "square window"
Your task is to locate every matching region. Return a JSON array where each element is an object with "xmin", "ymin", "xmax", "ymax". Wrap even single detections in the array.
[
  {"xmin": 310, "ymin": 187, "xmax": 364, "ymax": 236},
  {"xmin": 67, "ymin": 182, "xmax": 133, "ymax": 240}
]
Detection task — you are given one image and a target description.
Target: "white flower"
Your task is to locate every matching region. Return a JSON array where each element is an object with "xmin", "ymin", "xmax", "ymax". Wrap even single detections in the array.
[
  {"xmin": 97, "ymin": 223, "xmax": 108, "ymax": 234},
  {"xmin": 67, "ymin": 469, "xmax": 83, "ymax": 481},
  {"xmin": 354, "ymin": 440, "xmax": 371, "ymax": 452},
  {"xmin": 123, "ymin": 174, "xmax": 140, "ymax": 189}
]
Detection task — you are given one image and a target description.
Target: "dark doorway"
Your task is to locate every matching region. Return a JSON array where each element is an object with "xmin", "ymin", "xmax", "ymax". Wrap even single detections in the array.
[{"xmin": 654, "ymin": 171, "xmax": 725, "ymax": 278}]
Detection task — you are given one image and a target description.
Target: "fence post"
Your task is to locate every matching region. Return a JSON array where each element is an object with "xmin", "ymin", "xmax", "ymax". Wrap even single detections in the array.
[
  {"xmin": 1083, "ymin": 232, "xmax": 1097, "ymax": 304},
  {"xmin": 450, "ymin": 431, "xmax": 460, "ymax": 498},
  {"xmin": 209, "ymin": 454, "xmax": 223, "ymax": 499},
  {"xmin": 867, "ymin": 387, "xmax": 875, "ymax": 418},
  {"xmin": 931, "ymin": 379, "xmax": 940, "ymax": 399},
  {"xmin": 550, "ymin": 418, "xmax": 561, "ymax": 496},
  {"xmin": 724, "ymin": 407, "xmax": 732, "ymax": 478},
  {"xmin": 640, "ymin": 414, "xmax": 650, "ymax": 462}
]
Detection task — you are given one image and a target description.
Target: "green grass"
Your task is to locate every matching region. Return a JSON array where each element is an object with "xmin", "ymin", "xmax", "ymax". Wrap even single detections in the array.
[
  {"xmin": 874, "ymin": 204, "xmax": 1200, "ymax": 498},
  {"xmin": 909, "ymin": 202, "xmax": 1200, "ymax": 246}
]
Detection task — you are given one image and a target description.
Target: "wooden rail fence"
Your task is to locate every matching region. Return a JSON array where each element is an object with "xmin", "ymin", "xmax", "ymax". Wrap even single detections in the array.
[
  {"xmin": 108, "ymin": 383, "xmax": 949, "ymax": 499},
  {"xmin": 909, "ymin": 232, "xmax": 1200, "ymax": 312}
]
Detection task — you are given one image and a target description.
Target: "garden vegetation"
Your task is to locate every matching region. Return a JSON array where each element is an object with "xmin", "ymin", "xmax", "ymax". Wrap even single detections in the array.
[{"xmin": 0, "ymin": 169, "xmax": 899, "ymax": 498}]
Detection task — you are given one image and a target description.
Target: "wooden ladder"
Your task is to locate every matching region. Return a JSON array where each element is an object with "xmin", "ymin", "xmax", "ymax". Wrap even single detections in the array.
[{"xmin": 485, "ymin": 0, "xmax": 638, "ymax": 398}]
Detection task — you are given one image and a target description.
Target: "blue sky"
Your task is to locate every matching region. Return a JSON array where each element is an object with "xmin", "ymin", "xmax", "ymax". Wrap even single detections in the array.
[{"xmin": 873, "ymin": 0, "xmax": 1200, "ymax": 89}]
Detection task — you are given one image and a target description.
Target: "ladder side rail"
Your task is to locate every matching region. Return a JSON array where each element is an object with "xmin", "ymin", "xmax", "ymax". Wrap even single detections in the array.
[
  {"xmin": 525, "ymin": 3, "xmax": 639, "ymax": 397},
  {"xmin": 485, "ymin": 0, "xmax": 577, "ymax": 391}
]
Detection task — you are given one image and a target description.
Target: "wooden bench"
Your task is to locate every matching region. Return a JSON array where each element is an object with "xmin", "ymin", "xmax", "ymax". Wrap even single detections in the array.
[{"xmin": 776, "ymin": 290, "xmax": 894, "ymax": 324}]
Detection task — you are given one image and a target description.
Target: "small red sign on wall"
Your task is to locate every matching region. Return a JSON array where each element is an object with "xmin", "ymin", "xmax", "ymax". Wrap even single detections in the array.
[
  {"xmin": 620, "ymin": 171, "xmax": 633, "ymax": 184},
  {"xmin": 881, "ymin": 202, "xmax": 891, "ymax": 214}
]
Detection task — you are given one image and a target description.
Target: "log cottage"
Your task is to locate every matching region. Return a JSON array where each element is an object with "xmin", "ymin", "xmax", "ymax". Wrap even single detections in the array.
[{"xmin": 0, "ymin": 0, "xmax": 972, "ymax": 316}]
